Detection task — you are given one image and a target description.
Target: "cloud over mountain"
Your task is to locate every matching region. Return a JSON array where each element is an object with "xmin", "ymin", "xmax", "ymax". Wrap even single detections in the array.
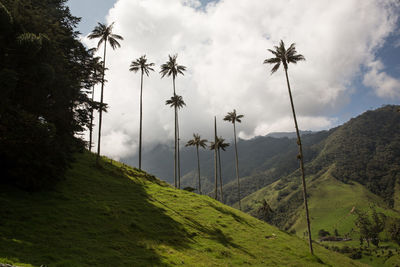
[{"xmin": 83, "ymin": 0, "xmax": 400, "ymax": 160}]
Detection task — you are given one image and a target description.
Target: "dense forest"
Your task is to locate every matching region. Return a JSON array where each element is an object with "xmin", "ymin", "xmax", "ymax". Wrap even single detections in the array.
[{"xmin": 0, "ymin": 0, "xmax": 98, "ymax": 190}]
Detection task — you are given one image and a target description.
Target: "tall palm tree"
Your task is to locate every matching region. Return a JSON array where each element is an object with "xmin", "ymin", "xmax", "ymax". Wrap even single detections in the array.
[
  {"xmin": 165, "ymin": 94, "xmax": 186, "ymax": 188},
  {"xmin": 224, "ymin": 109, "xmax": 244, "ymax": 210},
  {"xmin": 263, "ymin": 40, "xmax": 313, "ymax": 254},
  {"xmin": 88, "ymin": 55, "xmax": 103, "ymax": 153},
  {"xmin": 88, "ymin": 22, "xmax": 123, "ymax": 165},
  {"xmin": 160, "ymin": 54, "xmax": 186, "ymax": 187},
  {"xmin": 213, "ymin": 117, "xmax": 218, "ymax": 199},
  {"xmin": 185, "ymin": 134, "xmax": 208, "ymax": 194},
  {"xmin": 129, "ymin": 55, "xmax": 155, "ymax": 170},
  {"xmin": 210, "ymin": 136, "xmax": 230, "ymax": 203}
]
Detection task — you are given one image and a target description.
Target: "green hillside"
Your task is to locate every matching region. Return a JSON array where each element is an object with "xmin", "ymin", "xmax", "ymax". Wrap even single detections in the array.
[
  {"xmin": 0, "ymin": 152, "xmax": 365, "ymax": 266},
  {"xmin": 240, "ymin": 106, "xmax": 400, "ymax": 266}
]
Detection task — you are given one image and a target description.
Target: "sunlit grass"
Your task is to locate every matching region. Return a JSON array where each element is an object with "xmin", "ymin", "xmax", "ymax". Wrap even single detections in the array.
[{"xmin": 0, "ymin": 152, "xmax": 365, "ymax": 266}]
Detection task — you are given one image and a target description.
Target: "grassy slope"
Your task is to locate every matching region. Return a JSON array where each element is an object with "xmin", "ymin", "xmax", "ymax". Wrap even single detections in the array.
[
  {"xmin": 241, "ymin": 168, "xmax": 400, "ymax": 239},
  {"xmin": 0, "ymin": 152, "xmax": 365, "ymax": 267},
  {"xmin": 241, "ymin": 167, "xmax": 400, "ymax": 267}
]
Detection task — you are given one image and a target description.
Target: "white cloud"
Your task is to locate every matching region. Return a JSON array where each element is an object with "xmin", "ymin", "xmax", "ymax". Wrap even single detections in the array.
[
  {"xmin": 363, "ymin": 60, "xmax": 400, "ymax": 98},
  {"xmin": 250, "ymin": 116, "xmax": 336, "ymax": 138},
  {"xmin": 84, "ymin": 0, "xmax": 399, "ymax": 160}
]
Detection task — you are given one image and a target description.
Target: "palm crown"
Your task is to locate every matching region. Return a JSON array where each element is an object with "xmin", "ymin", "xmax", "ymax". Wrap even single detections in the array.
[
  {"xmin": 88, "ymin": 22, "xmax": 123, "ymax": 50},
  {"xmin": 223, "ymin": 109, "xmax": 244, "ymax": 124},
  {"xmin": 165, "ymin": 94, "xmax": 186, "ymax": 109},
  {"xmin": 129, "ymin": 55, "xmax": 155, "ymax": 76},
  {"xmin": 160, "ymin": 54, "xmax": 186, "ymax": 79},
  {"xmin": 210, "ymin": 136, "xmax": 230, "ymax": 151},
  {"xmin": 186, "ymin": 134, "xmax": 208, "ymax": 148},
  {"xmin": 263, "ymin": 40, "xmax": 305, "ymax": 73}
]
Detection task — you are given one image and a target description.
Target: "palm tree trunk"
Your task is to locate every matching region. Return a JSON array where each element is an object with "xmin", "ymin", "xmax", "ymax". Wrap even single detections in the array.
[
  {"xmin": 284, "ymin": 68, "xmax": 313, "ymax": 255},
  {"xmin": 89, "ymin": 81, "xmax": 95, "ymax": 152},
  {"xmin": 177, "ymin": 108, "xmax": 181, "ymax": 189},
  {"xmin": 196, "ymin": 145, "xmax": 201, "ymax": 194},
  {"xmin": 233, "ymin": 122, "xmax": 241, "ymax": 210},
  {"xmin": 214, "ymin": 117, "xmax": 218, "ymax": 200},
  {"xmin": 96, "ymin": 38, "xmax": 107, "ymax": 166},
  {"xmin": 218, "ymin": 148, "xmax": 224, "ymax": 203},
  {"xmin": 173, "ymin": 77, "xmax": 177, "ymax": 188},
  {"xmin": 139, "ymin": 70, "xmax": 143, "ymax": 170}
]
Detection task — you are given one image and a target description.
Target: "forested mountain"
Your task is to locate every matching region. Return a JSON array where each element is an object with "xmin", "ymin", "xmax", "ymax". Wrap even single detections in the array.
[
  {"xmin": 125, "ymin": 106, "xmax": 400, "ymax": 210},
  {"xmin": 0, "ymin": 0, "xmax": 97, "ymax": 190},
  {"xmin": 123, "ymin": 129, "xmax": 327, "ymax": 199},
  {"xmin": 240, "ymin": 105, "xmax": 400, "ymax": 239}
]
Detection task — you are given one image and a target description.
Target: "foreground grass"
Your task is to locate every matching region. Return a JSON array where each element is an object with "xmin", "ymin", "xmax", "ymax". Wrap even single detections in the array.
[{"xmin": 0, "ymin": 152, "xmax": 365, "ymax": 266}]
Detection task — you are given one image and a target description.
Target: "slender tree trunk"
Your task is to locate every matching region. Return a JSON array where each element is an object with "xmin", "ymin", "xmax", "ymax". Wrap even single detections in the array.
[
  {"xmin": 96, "ymin": 38, "xmax": 107, "ymax": 166},
  {"xmin": 173, "ymin": 77, "xmax": 177, "ymax": 188},
  {"xmin": 233, "ymin": 122, "xmax": 241, "ymax": 210},
  {"xmin": 89, "ymin": 79, "xmax": 95, "ymax": 152},
  {"xmin": 284, "ymin": 67, "xmax": 313, "ymax": 255},
  {"xmin": 218, "ymin": 148, "xmax": 224, "ymax": 203},
  {"xmin": 177, "ymin": 108, "xmax": 181, "ymax": 189},
  {"xmin": 139, "ymin": 69, "xmax": 143, "ymax": 170},
  {"xmin": 214, "ymin": 117, "xmax": 218, "ymax": 200},
  {"xmin": 196, "ymin": 145, "xmax": 201, "ymax": 194}
]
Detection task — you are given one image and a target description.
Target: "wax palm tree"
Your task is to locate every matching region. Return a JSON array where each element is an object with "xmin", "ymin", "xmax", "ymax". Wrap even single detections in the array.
[
  {"xmin": 160, "ymin": 54, "xmax": 186, "ymax": 187},
  {"xmin": 165, "ymin": 94, "xmax": 186, "ymax": 188},
  {"xmin": 263, "ymin": 40, "xmax": 313, "ymax": 254},
  {"xmin": 224, "ymin": 109, "xmax": 244, "ymax": 210},
  {"xmin": 210, "ymin": 136, "xmax": 230, "ymax": 203},
  {"xmin": 212, "ymin": 117, "xmax": 218, "ymax": 199},
  {"xmin": 88, "ymin": 22, "xmax": 123, "ymax": 165},
  {"xmin": 88, "ymin": 55, "xmax": 103, "ymax": 153},
  {"xmin": 185, "ymin": 134, "xmax": 208, "ymax": 194},
  {"xmin": 129, "ymin": 55, "xmax": 155, "ymax": 170}
]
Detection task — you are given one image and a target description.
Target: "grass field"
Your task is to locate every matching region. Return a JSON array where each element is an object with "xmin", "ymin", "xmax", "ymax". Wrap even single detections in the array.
[
  {"xmin": 0, "ymin": 152, "xmax": 366, "ymax": 266},
  {"xmin": 240, "ymin": 165, "xmax": 400, "ymax": 267}
]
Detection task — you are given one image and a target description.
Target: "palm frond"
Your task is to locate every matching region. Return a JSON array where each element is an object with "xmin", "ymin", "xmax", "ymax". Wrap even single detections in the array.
[
  {"xmin": 108, "ymin": 37, "xmax": 121, "ymax": 50},
  {"xmin": 287, "ymin": 54, "xmax": 305, "ymax": 64},
  {"xmin": 129, "ymin": 63, "xmax": 140, "ymax": 73},
  {"xmin": 165, "ymin": 94, "xmax": 186, "ymax": 109},
  {"xmin": 110, "ymin": 33, "xmax": 124, "ymax": 41},
  {"xmin": 160, "ymin": 54, "xmax": 186, "ymax": 79},
  {"xmin": 89, "ymin": 22, "xmax": 123, "ymax": 50},
  {"xmin": 270, "ymin": 62, "xmax": 281, "ymax": 74},
  {"xmin": 263, "ymin": 57, "xmax": 280, "ymax": 64}
]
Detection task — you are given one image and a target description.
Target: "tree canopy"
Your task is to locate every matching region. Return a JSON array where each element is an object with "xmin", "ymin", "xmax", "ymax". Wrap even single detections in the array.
[{"xmin": 0, "ymin": 0, "xmax": 98, "ymax": 190}]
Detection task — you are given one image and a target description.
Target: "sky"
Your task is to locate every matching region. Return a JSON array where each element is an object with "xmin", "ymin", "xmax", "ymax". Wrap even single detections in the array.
[{"xmin": 67, "ymin": 0, "xmax": 400, "ymax": 160}]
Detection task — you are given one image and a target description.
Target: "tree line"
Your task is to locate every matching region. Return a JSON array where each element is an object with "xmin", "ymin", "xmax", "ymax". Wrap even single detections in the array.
[{"xmin": 0, "ymin": 0, "xmax": 98, "ymax": 190}]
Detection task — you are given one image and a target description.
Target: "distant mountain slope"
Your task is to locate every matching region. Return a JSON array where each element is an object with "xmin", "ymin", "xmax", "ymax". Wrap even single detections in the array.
[
  {"xmin": 123, "ymin": 128, "xmax": 329, "ymax": 201},
  {"xmin": 266, "ymin": 130, "xmax": 314, "ymax": 139},
  {"xmin": 240, "ymin": 105, "xmax": 400, "ymax": 239},
  {"xmin": 0, "ymin": 152, "xmax": 363, "ymax": 266}
]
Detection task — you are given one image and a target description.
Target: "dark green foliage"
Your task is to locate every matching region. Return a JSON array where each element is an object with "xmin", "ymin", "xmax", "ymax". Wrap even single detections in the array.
[
  {"xmin": 183, "ymin": 186, "xmax": 196, "ymax": 192},
  {"xmin": 315, "ymin": 106, "xmax": 400, "ymax": 206},
  {"xmin": 334, "ymin": 229, "xmax": 339, "ymax": 237},
  {"xmin": 355, "ymin": 207, "xmax": 386, "ymax": 247},
  {"xmin": 242, "ymin": 105, "xmax": 400, "ymax": 236},
  {"xmin": 0, "ymin": 0, "xmax": 96, "ymax": 190},
  {"xmin": 318, "ymin": 229, "xmax": 330, "ymax": 237},
  {"xmin": 388, "ymin": 218, "xmax": 400, "ymax": 245},
  {"xmin": 256, "ymin": 199, "xmax": 274, "ymax": 221}
]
